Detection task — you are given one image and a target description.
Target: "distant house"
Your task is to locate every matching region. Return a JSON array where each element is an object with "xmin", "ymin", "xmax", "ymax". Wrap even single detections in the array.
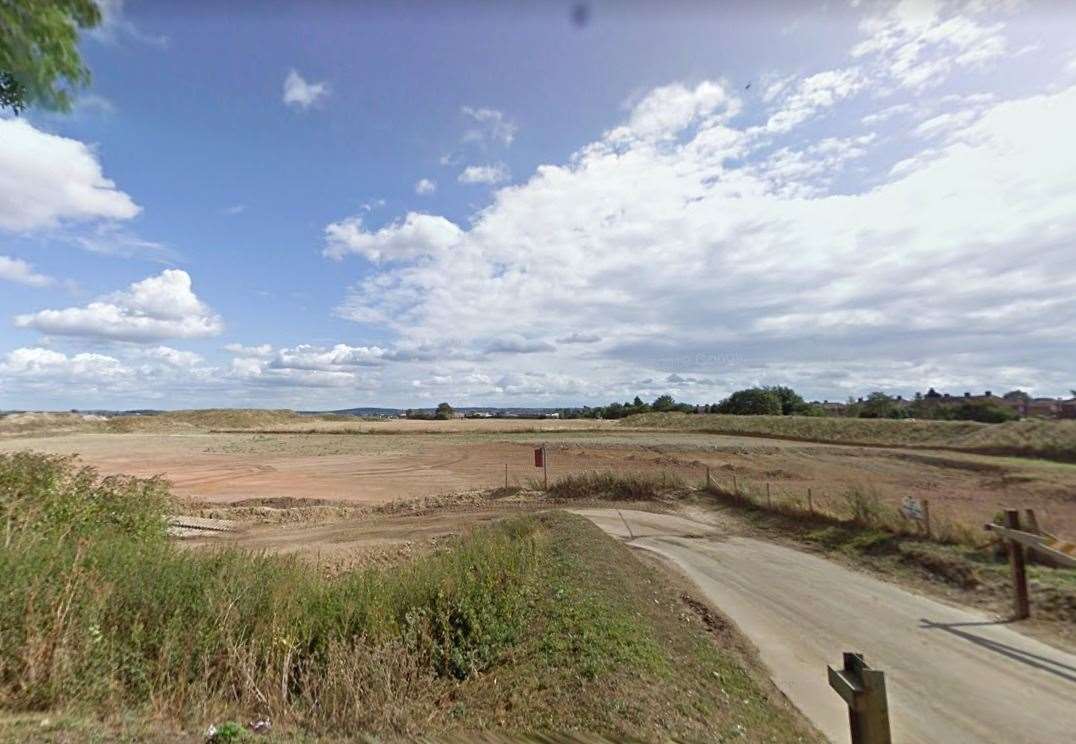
[
  {"xmin": 1060, "ymin": 399, "xmax": 1076, "ymax": 419},
  {"xmin": 1027, "ymin": 397, "xmax": 1062, "ymax": 418}
]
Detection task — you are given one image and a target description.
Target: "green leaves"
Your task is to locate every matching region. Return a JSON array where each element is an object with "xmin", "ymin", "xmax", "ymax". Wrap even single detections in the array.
[{"xmin": 0, "ymin": 0, "xmax": 102, "ymax": 113}]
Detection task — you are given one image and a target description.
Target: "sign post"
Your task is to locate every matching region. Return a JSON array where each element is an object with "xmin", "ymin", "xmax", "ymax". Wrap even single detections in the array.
[
  {"xmin": 534, "ymin": 446, "xmax": 548, "ymax": 490},
  {"xmin": 900, "ymin": 496, "xmax": 931, "ymax": 537}
]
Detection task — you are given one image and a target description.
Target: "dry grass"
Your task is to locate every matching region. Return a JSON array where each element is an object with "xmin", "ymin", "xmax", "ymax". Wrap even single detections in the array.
[
  {"xmin": 625, "ymin": 412, "xmax": 1076, "ymax": 462},
  {"xmin": 0, "ymin": 452, "xmax": 817, "ymax": 742}
]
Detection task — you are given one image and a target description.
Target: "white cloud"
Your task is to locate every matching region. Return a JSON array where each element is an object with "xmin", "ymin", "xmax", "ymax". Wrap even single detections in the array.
[
  {"xmin": 326, "ymin": 77, "xmax": 1076, "ymax": 401},
  {"xmin": 0, "ymin": 118, "xmax": 139, "ymax": 231},
  {"xmin": 0, "ymin": 256, "xmax": 53, "ymax": 287},
  {"xmin": 461, "ymin": 107, "xmax": 517, "ymax": 146},
  {"xmin": 222, "ymin": 204, "xmax": 246, "ymax": 215},
  {"xmin": 616, "ymin": 81, "xmax": 738, "ymax": 141},
  {"xmin": 415, "ymin": 178, "xmax": 437, "ymax": 195},
  {"xmin": 323, "ymin": 212, "xmax": 463, "ymax": 262},
  {"xmin": 766, "ymin": 68, "xmax": 864, "ymax": 133},
  {"xmin": 283, "ymin": 70, "xmax": 329, "ymax": 109},
  {"xmin": 89, "ymin": 0, "xmax": 169, "ymax": 47},
  {"xmin": 14, "ymin": 269, "xmax": 223, "ymax": 342},
  {"xmin": 458, "ymin": 163, "xmax": 510, "ymax": 185},
  {"xmin": 224, "ymin": 343, "xmax": 273, "ymax": 357},
  {"xmin": 852, "ymin": 0, "xmax": 1008, "ymax": 90},
  {"xmin": 0, "ymin": 347, "xmax": 130, "ymax": 384}
]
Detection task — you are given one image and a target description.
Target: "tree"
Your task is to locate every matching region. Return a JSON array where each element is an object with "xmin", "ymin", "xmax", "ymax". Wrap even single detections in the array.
[
  {"xmin": 652, "ymin": 394, "xmax": 676, "ymax": 412},
  {"xmin": 434, "ymin": 402, "xmax": 454, "ymax": 420},
  {"xmin": 858, "ymin": 392, "xmax": 904, "ymax": 419},
  {"xmin": 765, "ymin": 386, "xmax": 809, "ymax": 416},
  {"xmin": 952, "ymin": 400, "xmax": 1018, "ymax": 424},
  {"xmin": 715, "ymin": 388, "xmax": 782, "ymax": 416},
  {"xmin": 1003, "ymin": 390, "xmax": 1031, "ymax": 402},
  {"xmin": 0, "ymin": 0, "xmax": 101, "ymax": 114}
]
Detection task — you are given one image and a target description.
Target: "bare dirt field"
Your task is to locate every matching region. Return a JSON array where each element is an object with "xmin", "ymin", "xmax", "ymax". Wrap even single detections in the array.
[{"xmin": 3, "ymin": 417, "xmax": 1076, "ymax": 535}]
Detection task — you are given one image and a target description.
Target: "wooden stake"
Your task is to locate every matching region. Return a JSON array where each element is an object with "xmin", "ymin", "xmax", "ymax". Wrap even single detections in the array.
[
  {"xmin": 706, "ymin": 466, "xmax": 711, "ymax": 489},
  {"xmin": 922, "ymin": 499, "xmax": 931, "ymax": 538},
  {"xmin": 1004, "ymin": 509, "xmax": 1030, "ymax": 620},
  {"xmin": 543, "ymin": 445, "xmax": 548, "ymax": 490},
  {"xmin": 732, "ymin": 475, "xmax": 738, "ymax": 494},
  {"xmin": 807, "ymin": 488, "xmax": 814, "ymax": 514},
  {"xmin": 505, "ymin": 463, "xmax": 508, "ymax": 489},
  {"xmin": 766, "ymin": 482, "xmax": 772, "ymax": 509}
]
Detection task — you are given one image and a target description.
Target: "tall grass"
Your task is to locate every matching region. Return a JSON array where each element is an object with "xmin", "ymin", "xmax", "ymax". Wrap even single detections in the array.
[
  {"xmin": 0, "ymin": 452, "xmax": 541, "ymax": 729},
  {"xmin": 544, "ymin": 470, "xmax": 685, "ymax": 500}
]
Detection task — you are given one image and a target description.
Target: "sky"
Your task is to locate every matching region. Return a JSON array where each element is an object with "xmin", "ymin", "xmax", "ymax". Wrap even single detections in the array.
[{"xmin": 1, "ymin": 0, "xmax": 1075, "ymax": 410}]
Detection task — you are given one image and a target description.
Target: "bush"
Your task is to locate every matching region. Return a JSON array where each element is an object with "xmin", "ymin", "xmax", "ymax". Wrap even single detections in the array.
[
  {"xmin": 546, "ymin": 471, "xmax": 683, "ymax": 500},
  {"xmin": 715, "ymin": 388, "xmax": 782, "ymax": 416},
  {"xmin": 0, "ymin": 451, "xmax": 542, "ymax": 721}
]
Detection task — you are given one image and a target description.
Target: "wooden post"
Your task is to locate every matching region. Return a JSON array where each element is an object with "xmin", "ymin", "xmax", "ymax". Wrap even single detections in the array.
[
  {"xmin": 732, "ymin": 475, "xmax": 738, "ymax": 494},
  {"xmin": 706, "ymin": 466, "xmax": 711, "ymax": 490},
  {"xmin": 807, "ymin": 488, "xmax": 814, "ymax": 514},
  {"xmin": 1024, "ymin": 508, "xmax": 1040, "ymax": 534},
  {"xmin": 505, "ymin": 463, "xmax": 508, "ymax": 489},
  {"xmin": 542, "ymin": 445, "xmax": 548, "ymax": 490},
  {"xmin": 828, "ymin": 652, "xmax": 892, "ymax": 744},
  {"xmin": 1004, "ymin": 509, "xmax": 1030, "ymax": 619},
  {"xmin": 766, "ymin": 482, "xmax": 772, "ymax": 509},
  {"xmin": 921, "ymin": 498, "xmax": 931, "ymax": 538}
]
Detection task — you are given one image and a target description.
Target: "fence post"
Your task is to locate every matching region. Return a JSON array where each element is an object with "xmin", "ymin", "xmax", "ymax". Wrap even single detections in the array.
[
  {"xmin": 543, "ymin": 445, "xmax": 548, "ymax": 490},
  {"xmin": 706, "ymin": 466, "xmax": 711, "ymax": 489},
  {"xmin": 766, "ymin": 482, "xmax": 772, "ymax": 509},
  {"xmin": 1004, "ymin": 509, "xmax": 1030, "ymax": 619},
  {"xmin": 807, "ymin": 488, "xmax": 813, "ymax": 514},
  {"xmin": 505, "ymin": 463, "xmax": 508, "ymax": 489},
  {"xmin": 922, "ymin": 498, "xmax": 931, "ymax": 538},
  {"xmin": 828, "ymin": 652, "xmax": 892, "ymax": 744},
  {"xmin": 732, "ymin": 475, "xmax": 738, "ymax": 494}
]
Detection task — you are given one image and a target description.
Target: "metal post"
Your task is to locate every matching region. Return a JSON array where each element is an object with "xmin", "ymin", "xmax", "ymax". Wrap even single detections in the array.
[
  {"xmin": 828, "ymin": 652, "xmax": 892, "ymax": 744},
  {"xmin": 543, "ymin": 445, "xmax": 548, "ymax": 490},
  {"xmin": 1004, "ymin": 509, "xmax": 1030, "ymax": 619}
]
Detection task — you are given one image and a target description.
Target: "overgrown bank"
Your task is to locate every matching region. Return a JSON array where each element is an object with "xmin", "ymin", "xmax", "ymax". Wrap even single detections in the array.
[
  {"xmin": 0, "ymin": 452, "xmax": 815, "ymax": 742},
  {"xmin": 623, "ymin": 412, "xmax": 1076, "ymax": 462}
]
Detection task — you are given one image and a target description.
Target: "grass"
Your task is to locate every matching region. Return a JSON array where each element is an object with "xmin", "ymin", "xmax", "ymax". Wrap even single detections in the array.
[
  {"xmin": 624, "ymin": 412, "xmax": 1076, "ymax": 462},
  {"xmin": 544, "ymin": 470, "xmax": 685, "ymax": 501},
  {"xmin": 0, "ymin": 452, "xmax": 816, "ymax": 742}
]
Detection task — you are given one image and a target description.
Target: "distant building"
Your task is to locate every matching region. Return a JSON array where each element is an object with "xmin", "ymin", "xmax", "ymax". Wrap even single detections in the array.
[{"xmin": 1027, "ymin": 398, "xmax": 1062, "ymax": 418}]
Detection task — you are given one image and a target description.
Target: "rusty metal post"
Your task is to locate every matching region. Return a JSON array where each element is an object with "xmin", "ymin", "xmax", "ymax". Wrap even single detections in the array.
[
  {"xmin": 1004, "ymin": 509, "xmax": 1030, "ymax": 619},
  {"xmin": 828, "ymin": 652, "xmax": 892, "ymax": 744}
]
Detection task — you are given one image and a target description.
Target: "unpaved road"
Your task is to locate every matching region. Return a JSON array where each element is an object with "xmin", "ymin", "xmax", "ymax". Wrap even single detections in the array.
[{"xmin": 574, "ymin": 508, "xmax": 1076, "ymax": 744}]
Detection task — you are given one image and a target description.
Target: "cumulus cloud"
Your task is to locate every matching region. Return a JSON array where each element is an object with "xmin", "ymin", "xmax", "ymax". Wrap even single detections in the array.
[
  {"xmin": 283, "ymin": 69, "xmax": 329, "ymax": 109},
  {"xmin": 414, "ymin": 178, "xmax": 437, "ymax": 195},
  {"xmin": 327, "ymin": 68, "xmax": 1076, "ymax": 401},
  {"xmin": 458, "ymin": 163, "xmax": 510, "ymax": 185},
  {"xmin": 0, "ymin": 256, "xmax": 53, "ymax": 287},
  {"xmin": 0, "ymin": 118, "xmax": 139, "ymax": 232},
  {"xmin": 14, "ymin": 269, "xmax": 223, "ymax": 342},
  {"xmin": 323, "ymin": 212, "xmax": 463, "ymax": 262}
]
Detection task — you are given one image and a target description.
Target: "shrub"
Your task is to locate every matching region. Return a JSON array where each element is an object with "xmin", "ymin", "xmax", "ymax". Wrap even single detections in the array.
[
  {"xmin": 0, "ymin": 451, "xmax": 542, "ymax": 722},
  {"xmin": 546, "ymin": 471, "xmax": 683, "ymax": 500},
  {"xmin": 715, "ymin": 388, "xmax": 782, "ymax": 416}
]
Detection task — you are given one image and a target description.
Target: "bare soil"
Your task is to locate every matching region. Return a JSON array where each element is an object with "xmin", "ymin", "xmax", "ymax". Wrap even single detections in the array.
[{"xmin": 2, "ymin": 418, "xmax": 1075, "ymax": 535}]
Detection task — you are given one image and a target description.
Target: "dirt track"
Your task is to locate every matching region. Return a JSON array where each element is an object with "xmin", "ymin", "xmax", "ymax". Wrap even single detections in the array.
[{"xmin": 576, "ymin": 508, "xmax": 1076, "ymax": 744}]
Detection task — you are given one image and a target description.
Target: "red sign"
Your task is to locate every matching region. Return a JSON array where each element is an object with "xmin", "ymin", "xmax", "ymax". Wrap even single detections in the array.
[{"xmin": 534, "ymin": 448, "xmax": 544, "ymax": 467}]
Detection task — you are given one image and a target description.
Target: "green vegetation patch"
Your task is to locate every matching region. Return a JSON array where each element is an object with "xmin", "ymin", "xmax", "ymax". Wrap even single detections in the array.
[{"xmin": 0, "ymin": 452, "xmax": 816, "ymax": 742}]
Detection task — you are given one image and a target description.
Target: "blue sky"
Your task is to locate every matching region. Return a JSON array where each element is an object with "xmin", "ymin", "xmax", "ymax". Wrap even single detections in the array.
[{"xmin": 2, "ymin": 0, "xmax": 1075, "ymax": 409}]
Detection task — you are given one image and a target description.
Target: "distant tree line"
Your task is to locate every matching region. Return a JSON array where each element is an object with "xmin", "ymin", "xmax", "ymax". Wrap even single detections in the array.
[{"xmin": 559, "ymin": 384, "xmax": 1027, "ymax": 424}]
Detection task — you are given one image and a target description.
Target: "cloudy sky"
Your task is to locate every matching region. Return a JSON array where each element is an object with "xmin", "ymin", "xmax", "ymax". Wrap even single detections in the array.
[{"xmin": 2, "ymin": 0, "xmax": 1075, "ymax": 410}]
